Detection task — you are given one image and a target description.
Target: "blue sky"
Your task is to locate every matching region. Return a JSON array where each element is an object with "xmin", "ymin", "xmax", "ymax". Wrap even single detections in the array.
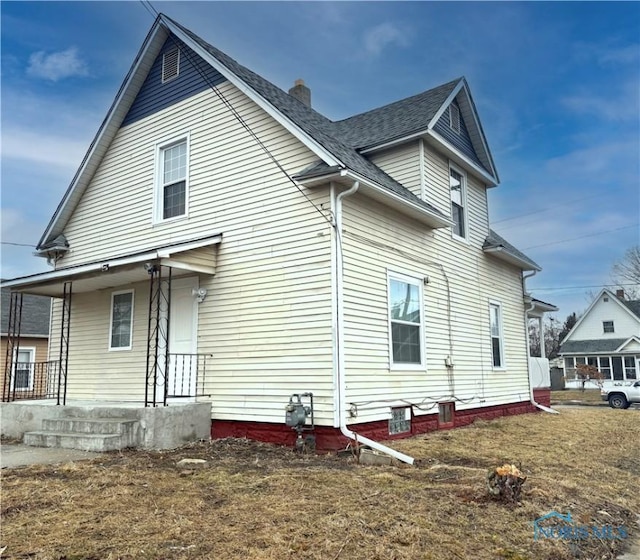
[{"xmin": 1, "ymin": 1, "xmax": 639, "ymax": 319}]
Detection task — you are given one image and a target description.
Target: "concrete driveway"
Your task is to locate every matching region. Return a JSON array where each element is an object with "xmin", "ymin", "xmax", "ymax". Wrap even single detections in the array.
[{"xmin": 1, "ymin": 443, "xmax": 100, "ymax": 469}]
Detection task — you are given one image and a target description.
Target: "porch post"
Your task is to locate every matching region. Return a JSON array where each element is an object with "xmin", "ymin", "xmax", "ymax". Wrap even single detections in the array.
[
  {"xmin": 56, "ymin": 282, "xmax": 72, "ymax": 405},
  {"xmin": 145, "ymin": 265, "xmax": 171, "ymax": 407},
  {"xmin": 2, "ymin": 292, "xmax": 23, "ymax": 402},
  {"xmin": 538, "ymin": 316, "xmax": 545, "ymax": 358}
]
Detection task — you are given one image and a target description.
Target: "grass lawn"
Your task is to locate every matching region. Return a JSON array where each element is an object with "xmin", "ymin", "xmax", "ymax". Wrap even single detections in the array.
[
  {"xmin": 551, "ymin": 389, "xmax": 604, "ymax": 404},
  {"xmin": 1, "ymin": 408, "xmax": 638, "ymax": 560}
]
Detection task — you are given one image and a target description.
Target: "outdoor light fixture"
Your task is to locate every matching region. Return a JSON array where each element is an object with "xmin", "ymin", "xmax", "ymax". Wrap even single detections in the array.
[{"xmin": 192, "ymin": 287, "xmax": 207, "ymax": 303}]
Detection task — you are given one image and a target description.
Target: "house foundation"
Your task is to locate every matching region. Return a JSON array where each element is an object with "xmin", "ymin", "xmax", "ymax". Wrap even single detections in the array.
[{"xmin": 212, "ymin": 394, "xmax": 550, "ymax": 452}]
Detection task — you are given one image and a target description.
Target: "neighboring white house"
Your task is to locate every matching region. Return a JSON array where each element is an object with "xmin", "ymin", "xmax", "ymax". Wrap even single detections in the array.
[
  {"xmin": 560, "ymin": 288, "xmax": 640, "ymax": 388},
  {"xmin": 2, "ymin": 14, "xmax": 554, "ymax": 451}
]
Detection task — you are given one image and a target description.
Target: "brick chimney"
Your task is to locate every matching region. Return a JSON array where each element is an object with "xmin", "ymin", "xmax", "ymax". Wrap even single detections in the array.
[
  {"xmin": 289, "ymin": 79, "xmax": 311, "ymax": 108},
  {"xmin": 616, "ymin": 289, "xmax": 625, "ymax": 299}
]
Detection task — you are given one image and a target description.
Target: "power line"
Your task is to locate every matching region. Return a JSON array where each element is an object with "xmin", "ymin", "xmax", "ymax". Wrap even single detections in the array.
[
  {"xmin": 1, "ymin": 242, "xmax": 36, "ymax": 247},
  {"xmin": 532, "ymin": 283, "xmax": 638, "ymax": 291},
  {"xmin": 492, "ymin": 192, "xmax": 605, "ymax": 226},
  {"xmin": 163, "ymin": 24, "xmax": 334, "ymax": 229},
  {"xmin": 522, "ymin": 223, "xmax": 639, "ymax": 250},
  {"xmin": 139, "ymin": 0, "xmax": 158, "ymax": 18}
]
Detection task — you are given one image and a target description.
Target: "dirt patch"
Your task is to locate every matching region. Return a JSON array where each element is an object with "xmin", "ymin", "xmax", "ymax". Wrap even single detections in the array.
[{"xmin": 1, "ymin": 409, "xmax": 638, "ymax": 560}]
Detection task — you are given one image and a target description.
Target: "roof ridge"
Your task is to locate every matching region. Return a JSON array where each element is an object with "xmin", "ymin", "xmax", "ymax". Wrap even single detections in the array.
[{"xmin": 334, "ymin": 77, "xmax": 462, "ymax": 124}]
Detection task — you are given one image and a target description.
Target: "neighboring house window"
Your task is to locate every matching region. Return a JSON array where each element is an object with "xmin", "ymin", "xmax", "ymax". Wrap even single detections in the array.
[
  {"xmin": 449, "ymin": 165, "xmax": 466, "ymax": 238},
  {"xmin": 162, "ymin": 47, "xmax": 180, "ymax": 83},
  {"xmin": 489, "ymin": 302, "xmax": 504, "ymax": 368},
  {"xmin": 13, "ymin": 348, "xmax": 35, "ymax": 391},
  {"xmin": 602, "ymin": 321, "xmax": 614, "ymax": 333},
  {"xmin": 155, "ymin": 136, "xmax": 189, "ymax": 222},
  {"xmin": 598, "ymin": 357, "xmax": 611, "ymax": 379},
  {"xmin": 388, "ymin": 272, "xmax": 424, "ymax": 367},
  {"xmin": 624, "ymin": 357, "xmax": 637, "ymax": 380},
  {"xmin": 389, "ymin": 407, "xmax": 411, "ymax": 435},
  {"xmin": 110, "ymin": 290, "xmax": 134, "ymax": 350},
  {"xmin": 449, "ymin": 104, "xmax": 461, "ymax": 133}
]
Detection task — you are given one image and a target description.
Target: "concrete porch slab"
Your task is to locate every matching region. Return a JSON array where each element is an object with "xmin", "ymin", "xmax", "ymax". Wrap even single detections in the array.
[{"xmin": 1, "ymin": 400, "xmax": 212, "ymax": 450}]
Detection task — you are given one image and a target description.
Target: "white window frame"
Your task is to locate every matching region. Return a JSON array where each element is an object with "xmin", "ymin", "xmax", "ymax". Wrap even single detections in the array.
[
  {"xmin": 387, "ymin": 270, "xmax": 425, "ymax": 370},
  {"xmin": 153, "ymin": 133, "xmax": 190, "ymax": 224},
  {"xmin": 109, "ymin": 290, "xmax": 134, "ymax": 351},
  {"xmin": 489, "ymin": 301, "xmax": 505, "ymax": 370},
  {"xmin": 12, "ymin": 347, "xmax": 35, "ymax": 391},
  {"xmin": 602, "ymin": 320, "xmax": 614, "ymax": 334},
  {"xmin": 449, "ymin": 162, "xmax": 468, "ymax": 241}
]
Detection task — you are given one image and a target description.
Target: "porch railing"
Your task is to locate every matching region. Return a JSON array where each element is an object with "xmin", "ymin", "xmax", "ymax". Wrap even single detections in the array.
[
  {"xmin": 2, "ymin": 361, "xmax": 62, "ymax": 402},
  {"xmin": 166, "ymin": 353, "xmax": 212, "ymax": 400}
]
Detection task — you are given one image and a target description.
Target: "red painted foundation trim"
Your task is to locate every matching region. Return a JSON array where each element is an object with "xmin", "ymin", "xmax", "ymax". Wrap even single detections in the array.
[
  {"xmin": 533, "ymin": 388, "xmax": 551, "ymax": 407},
  {"xmin": 211, "ymin": 399, "xmax": 542, "ymax": 452}
]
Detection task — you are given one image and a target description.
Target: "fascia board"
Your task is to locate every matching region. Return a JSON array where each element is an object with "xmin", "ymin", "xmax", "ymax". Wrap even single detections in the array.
[
  {"xmin": 161, "ymin": 17, "xmax": 342, "ymax": 169},
  {"xmin": 426, "ymin": 130, "xmax": 498, "ymax": 186},
  {"xmin": 483, "ymin": 246, "xmax": 541, "ymax": 272},
  {"xmin": 38, "ymin": 20, "xmax": 169, "ymax": 249}
]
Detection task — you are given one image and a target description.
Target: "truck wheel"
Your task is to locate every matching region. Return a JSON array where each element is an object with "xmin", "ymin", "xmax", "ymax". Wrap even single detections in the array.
[{"xmin": 608, "ymin": 394, "xmax": 629, "ymax": 409}]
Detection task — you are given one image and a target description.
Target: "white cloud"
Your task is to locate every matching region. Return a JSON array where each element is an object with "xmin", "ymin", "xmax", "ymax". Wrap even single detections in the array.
[
  {"xmin": 1, "ymin": 127, "xmax": 87, "ymax": 170},
  {"xmin": 561, "ymin": 80, "xmax": 640, "ymax": 122},
  {"xmin": 363, "ymin": 23, "xmax": 409, "ymax": 56},
  {"xmin": 27, "ymin": 47, "xmax": 88, "ymax": 81}
]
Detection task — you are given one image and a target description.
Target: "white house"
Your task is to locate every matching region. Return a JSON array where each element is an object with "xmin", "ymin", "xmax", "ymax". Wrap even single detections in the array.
[
  {"xmin": 560, "ymin": 288, "xmax": 640, "ymax": 388},
  {"xmin": 1, "ymin": 15, "xmax": 554, "ymax": 454}
]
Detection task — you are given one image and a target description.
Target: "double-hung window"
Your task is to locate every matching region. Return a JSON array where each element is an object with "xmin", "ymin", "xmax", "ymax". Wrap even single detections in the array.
[
  {"xmin": 388, "ymin": 273, "xmax": 424, "ymax": 367},
  {"xmin": 449, "ymin": 165, "xmax": 466, "ymax": 239},
  {"xmin": 489, "ymin": 302, "xmax": 504, "ymax": 368},
  {"xmin": 602, "ymin": 320, "xmax": 614, "ymax": 333},
  {"xmin": 110, "ymin": 290, "xmax": 134, "ymax": 350},
  {"xmin": 156, "ymin": 136, "xmax": 189, "ymax": 222}
]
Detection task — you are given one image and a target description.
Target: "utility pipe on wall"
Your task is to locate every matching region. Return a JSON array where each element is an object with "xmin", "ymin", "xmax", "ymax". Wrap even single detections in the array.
[{"xmin": 332, "ymin": 178, "xmax": 415, "ymax": 465}]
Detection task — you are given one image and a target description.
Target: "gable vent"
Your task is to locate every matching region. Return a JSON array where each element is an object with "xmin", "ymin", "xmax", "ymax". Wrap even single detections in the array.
[
  {"xmin": 162, "ymin": 48, "xmax": 180, "ymax": 83},
  {"xmin": 449, "ymin": 104, "xmax": 461, "ymax": 133}
]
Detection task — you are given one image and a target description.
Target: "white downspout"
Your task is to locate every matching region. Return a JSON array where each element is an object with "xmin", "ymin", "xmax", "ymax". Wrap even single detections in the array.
[
  {"xmin": 523, "ymin": 271, "xmax": 558, "ymax": 414},
  {"xmin": 333, "ymin": 178, "xmax": 415, "ymax": 465}
]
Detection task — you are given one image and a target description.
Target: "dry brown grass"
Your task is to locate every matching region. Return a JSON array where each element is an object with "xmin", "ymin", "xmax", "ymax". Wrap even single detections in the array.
[
  {"xmin": 1, "ymin": 408, "xmax": 638, "ymax": 560},
  {"xmin": 551, "ymin": 389, "xmax": 604, "ymax": 404}
]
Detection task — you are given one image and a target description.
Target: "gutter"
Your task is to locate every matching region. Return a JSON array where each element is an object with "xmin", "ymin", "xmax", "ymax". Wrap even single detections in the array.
[
  {"xmin": 332, "ymin": 179, "xmax": 415, "ymax": 465},
  {"xmin": 523, "ymin": 270, "xmax": 558, "ymax": 415}
]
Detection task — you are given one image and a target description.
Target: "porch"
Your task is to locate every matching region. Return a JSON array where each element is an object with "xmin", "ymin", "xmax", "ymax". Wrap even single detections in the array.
[{"xmin": 2, "ymin": 235, "xmax": 221, "ymax": 409}]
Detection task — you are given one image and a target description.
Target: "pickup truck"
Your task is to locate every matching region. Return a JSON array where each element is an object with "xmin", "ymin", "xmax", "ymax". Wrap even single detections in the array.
[{"xmin": 601, "ymin": 381, "xmax": 640, "ymax": 409}]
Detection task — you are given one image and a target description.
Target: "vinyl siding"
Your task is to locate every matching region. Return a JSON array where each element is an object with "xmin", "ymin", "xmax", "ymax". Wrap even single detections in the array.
[
  {"xmin": 369, "ymin": 141, "xmax": 421, "ymax": 198},
  {"xmin": 53, "ymin": 81, "xmax": 335, "ymax": 424},
  {"xmin": 340, "ymin": 152, "xmax": 528, "ymax": 425},
  {"xmin": 567, "ymin": 293, "xmax": 640, "ymax": 341}
]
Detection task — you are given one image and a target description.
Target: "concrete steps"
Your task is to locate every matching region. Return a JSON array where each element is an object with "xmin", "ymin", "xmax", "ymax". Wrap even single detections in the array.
[{"xmin": 23, "ymin": 418, "xmax": 139, "ymax": 452}]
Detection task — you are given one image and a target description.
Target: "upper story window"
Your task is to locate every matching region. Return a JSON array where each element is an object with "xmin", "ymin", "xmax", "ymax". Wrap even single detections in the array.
[
  {"xmin": 490, "ymin": 302, "xmax": 504, "ymax": 368},
  {"xmin": 388, "ymin": 272, "xmax": 424, "ymax": 367},
  {"xmin": 603, "ymin": 320, "xmax": 614, "ymax": 333},
  {"xmin": 162, "ymin": 48, "xmax": 180, "ymax": 83},
  {"xmin": 449, "ymin": 164, "xmax": 467, "ymax": 239},
  {"xmin": 449, "ymin": 104, "xmax": 461, "ymax": 133},
  {"xmin": 110, "ymin": 290, "xmax": 134, "ymax": 351},
  {"xmin": 155, "ymin": 135, "xmax": 189, "ymax": 222}
]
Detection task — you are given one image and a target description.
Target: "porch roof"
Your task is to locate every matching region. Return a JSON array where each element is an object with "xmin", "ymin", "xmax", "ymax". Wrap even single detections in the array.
[{"xmin": 1, "ymin": 234, "xmax": 222, "ymax": 297}]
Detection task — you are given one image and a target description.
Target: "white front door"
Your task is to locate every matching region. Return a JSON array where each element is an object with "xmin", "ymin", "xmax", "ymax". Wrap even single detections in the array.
[{"xmin": 168, "ymin": 276, "xmax": 199, "ymax": 400}]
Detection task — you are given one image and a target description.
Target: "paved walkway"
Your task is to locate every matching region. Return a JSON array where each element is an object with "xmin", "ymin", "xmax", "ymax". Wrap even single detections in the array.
[{"xmin": 0, "ymin": 443, "xmax": 100, "ymax": 469}]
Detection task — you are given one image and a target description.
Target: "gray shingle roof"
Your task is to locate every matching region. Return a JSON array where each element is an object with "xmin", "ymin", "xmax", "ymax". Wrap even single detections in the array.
[
  {"xmin": 621, "ymin": 299, "xmax": 640, "ymax": 319},
  {"xmin": 332, "ymin": 79, "xmax": 460, "ymax": 150},
  {"xmin": 164, "ymin": 16, "xmax": 448, "ymax": 221},
  {"xmin": 559, "ymin": 339, "xmax": 628, "ymax": 354},
  {"xmin": 483, "ymin": 229, "xmax": 541, "ymax": 271},
  {"xmin": 1, "ymin": 288, "xmax": 51, "ymax": 336}
]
